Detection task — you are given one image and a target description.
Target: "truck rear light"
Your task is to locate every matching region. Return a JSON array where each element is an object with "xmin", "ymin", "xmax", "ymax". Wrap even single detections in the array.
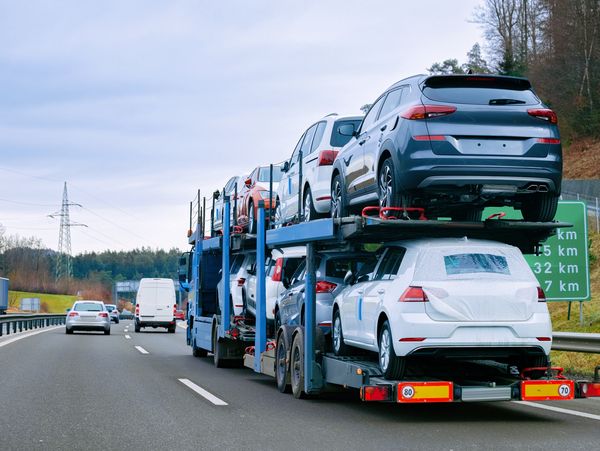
[
  {"xmin": 580, "ymin": 382, "xmax": 600, "ymax": 398},
  {"xmin": 536, "ymin": 137, "xmax": 560, "ymax": 144},
  {"xmin": 271, "ymin": 258, "xmax": 284, "ymax": 282},
  {"xmin": 317, "ymin": 150, "xmax": 339, "ymax": 166},
  {"xmin": 537, "ymin": 287, "xmax": 546, "ymax": 302},
  {"xmin": 413, "ymin": 135, "xmax": 446, "ymax": 141},
  {"xmin": 527, "ymin": 108, "xmax": 558, "ymax": 124},
  {"xmin": 361, "ymin": 385, "xmax": 392, "ymax": 402},
  {"xmin": 401, "ymin": 105, "xmax": 456, "ymax": 120},
  {"xmin": 68, "ymin": 311, "xmax": 78, "ymax": 317},
  {"xmin": 173, "ymin": 304, "xmax": 177, "ymax": 314},
  {"xmin": 99, "ymin": 312, "xmax": 109, "ymax": 318},
  {"xmin": 316, "ymin": 280, "xmax": 337, "ymax": 293},
  {"xmin": 237, "ymin": 277, "xmax": 246, "ymax": 287},
  {"xmin": 399, "ymin": 286, "xmax": 428, "ymax": 302}
]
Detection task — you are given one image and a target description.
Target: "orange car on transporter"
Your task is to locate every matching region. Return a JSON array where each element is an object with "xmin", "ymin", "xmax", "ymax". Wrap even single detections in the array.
[{"xmin": 237, "ymin": 165, "xmax": 283, "ymax": 233}]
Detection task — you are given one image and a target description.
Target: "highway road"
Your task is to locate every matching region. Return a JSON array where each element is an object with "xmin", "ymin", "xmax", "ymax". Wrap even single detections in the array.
[{"xmin": 1, "ymin": 321, "xmax": 600, "ymax": 450}]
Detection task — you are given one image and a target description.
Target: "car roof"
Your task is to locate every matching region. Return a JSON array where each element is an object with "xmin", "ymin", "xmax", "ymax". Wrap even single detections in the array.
[
  {"xmin": 385, "ymin": 237, "xmax": 519, "ymax": 251},
  {"xmin": 75, "ymin": 300, "xmax": 104, "ymax": 304},
  {"xmin": 271, "ymin": 246, "xmax": 306, "ymax": 259}
]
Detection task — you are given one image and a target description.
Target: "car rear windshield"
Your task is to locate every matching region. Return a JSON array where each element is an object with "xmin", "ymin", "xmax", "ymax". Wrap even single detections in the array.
[
  {"xmin": 330, "ymin": 119, "xmax": 362, "ymax": 148},
  {"xmin": 444, "ymin": 253, "xmax": 510, "ymax": 276},
  {"xmin": 258, "ymin": 166, "xmax": 283, "ymax": 183},
  {"xmin": 413, "ymin": 246, "xmax": 534, "ymax": 282},
  {"xmin": 74, "ymin": 303, "xmax": 103, "ymax": 312},
  {"xmin": 324, "ymin": 255, "xmax": 378, "ymax": 279},
  {"xmin": 421, "ymin": 76, "xmax": 539, "ymax": 105}
]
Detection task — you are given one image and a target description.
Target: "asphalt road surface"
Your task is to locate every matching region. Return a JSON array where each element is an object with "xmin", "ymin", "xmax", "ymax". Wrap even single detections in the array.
[{"xmin": 1, "ymin": 321, "xmax": 600, "ymax": 451}]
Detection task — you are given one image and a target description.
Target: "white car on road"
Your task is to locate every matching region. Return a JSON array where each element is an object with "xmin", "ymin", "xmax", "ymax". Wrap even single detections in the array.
[
  {"xmin": 275, "ymin": 114, "xmax": 363, "ymax": 224},
  {"xmin": 332, "ymin": 238, "xmax": 551, "ymax": 379}
]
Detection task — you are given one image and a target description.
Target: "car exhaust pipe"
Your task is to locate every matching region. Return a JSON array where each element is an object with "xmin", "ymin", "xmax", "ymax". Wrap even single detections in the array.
[
  {"xmin": 526, "ymin": 184, "xmax": 539, "ymax": 192},
  {"xmin": 538, "ymin": 185, "xmax": 549, "ymax": 193}
]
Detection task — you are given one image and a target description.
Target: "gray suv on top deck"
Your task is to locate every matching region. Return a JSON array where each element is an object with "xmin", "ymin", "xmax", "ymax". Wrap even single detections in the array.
[{"xmin": 330, "ymin": 74, "xmax": 562, "ymax": 222}]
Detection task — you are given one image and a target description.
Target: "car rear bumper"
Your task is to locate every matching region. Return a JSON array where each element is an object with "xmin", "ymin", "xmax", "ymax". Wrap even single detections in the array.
[
  {"xmin": 66, "ymin": 322, "xmax": 110, "ymax": 331},
  {"xmin": 137, "ymin": 319, "xmax": 175, "ymax": 327},
  {"xmin": 310, "ymin": 168, "xmax": 334, "ymax": 214}
]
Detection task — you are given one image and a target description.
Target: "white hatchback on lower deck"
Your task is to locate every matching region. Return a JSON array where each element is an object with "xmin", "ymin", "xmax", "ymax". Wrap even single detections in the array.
[{"xmin": 332, "ymin": 238, "xmax": 551, "ymax": 379}]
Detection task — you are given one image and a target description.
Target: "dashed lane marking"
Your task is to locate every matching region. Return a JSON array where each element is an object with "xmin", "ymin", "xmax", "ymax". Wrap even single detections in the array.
[
  {"xmin": 0, "ymin": 326, "xmax": 63, "ymax": 348},
  {"xmin": 178, "ymin": 378, "xmax": 228, "ymax": 406},
  {"xmin": 125, "ymin": 335, "xmax": 131, "ymax": 339},
  {"xmin": 135, "ymin": 345, "xmax": 149, "ymax": 354},
  {"xmin": 177, "ymin": 322, "xmax": 187, "ymax": 330},
  {"xmin": 516, "ymin": 401, "xmax": 600, "ymax": 421}
]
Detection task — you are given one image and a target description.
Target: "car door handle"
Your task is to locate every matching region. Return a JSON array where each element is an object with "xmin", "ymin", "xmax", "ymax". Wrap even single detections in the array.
[
  {"xmin": 300, "ymin": 288, "xmax": 305, "ymax": 293},
  {"xmin": 377, "ymin": 288, "xmax": 385, "ymax": 295},
  {"xmin": 357, "ymin": 289, "xmax": 364, "ymax": 295},
  {"xmin": 380, "ymin": 124, "xmax": 387, "ymax": 132},
  {"xmin": 358, "ymin": 136, "xmax": 370, "ymax": 145}
]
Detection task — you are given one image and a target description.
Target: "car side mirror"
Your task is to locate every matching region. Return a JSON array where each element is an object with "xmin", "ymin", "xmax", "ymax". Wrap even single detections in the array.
[
  {"xmin": 213, "ymin": 190, "xmax": 221, "ymax": 200},
  {"xmin": 343, "ymin": 270, "xmax": 355, "ymax": 286},
  {"xmin": 282, "ymin": 161, "xmax": 289, "ymax": 172},
  {"xmin": 338, "ymin": 123, "xmax": 356, "ymax": 137}
]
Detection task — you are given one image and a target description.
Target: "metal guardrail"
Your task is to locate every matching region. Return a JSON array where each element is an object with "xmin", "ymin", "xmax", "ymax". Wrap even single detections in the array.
[
  {"xmin": 552, "ymin": 332, "xmax": 600, "ymax": 354},
  {"xmin": 0, "ymin": 314, "xmax": 66, "ymax": 337}
]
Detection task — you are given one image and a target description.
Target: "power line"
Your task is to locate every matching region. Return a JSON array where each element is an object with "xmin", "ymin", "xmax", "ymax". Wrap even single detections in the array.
[
  {"xmin": 80, "ymin": 206, "xmax": 157, "ymax": 247},
  {"xmin": 0, "ymin": 197, "xmax": 58, "ymax": 207}
]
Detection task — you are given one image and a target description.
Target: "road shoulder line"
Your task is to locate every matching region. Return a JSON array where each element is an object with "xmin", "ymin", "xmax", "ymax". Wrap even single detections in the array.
[
  {"xmin": 516, "ymin": 400, "xmax": 600, "ymax": 421},
  {"xmin": 0, "ymin": 326, "xmax": 62, "ymax": 348}
]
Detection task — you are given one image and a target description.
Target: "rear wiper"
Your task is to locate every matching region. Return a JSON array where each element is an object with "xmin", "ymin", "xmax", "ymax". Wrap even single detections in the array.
[{"xmin": 488, "ymin": 98, "xmax": 526, "ymax": 105}]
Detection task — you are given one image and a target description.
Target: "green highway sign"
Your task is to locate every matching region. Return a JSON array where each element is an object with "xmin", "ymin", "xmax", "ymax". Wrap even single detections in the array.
[{"xmin": 483, "ymin": 201, "xmax": 590, "ymax": 301}]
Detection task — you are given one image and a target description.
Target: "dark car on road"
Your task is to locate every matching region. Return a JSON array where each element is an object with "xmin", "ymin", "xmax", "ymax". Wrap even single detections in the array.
[{"xmin": 330, "ymin": 74, "xmax": 562, "ymax": 222}]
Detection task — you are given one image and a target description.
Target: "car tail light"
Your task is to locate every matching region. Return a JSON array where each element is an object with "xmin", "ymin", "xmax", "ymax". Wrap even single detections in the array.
[
  {"xmin": 399, "ymin": 337, "xmax": 426, "ymax": 342},
  {"xmin": 401, "ymin": 105, "xmax": 456, "ymax": 120},
  {"xmin": 237, "ymin": 277, "xmax": 246, "ymax": 287},
  {"xmin": 399, "ymin": 286, "xmax": 428, "ymax": 302},
  {"xmin": 317, "ymin": 150, "xmax": 339, "ymax": 166},
  {"xmin": 527, "ymin": 108, "xmax": 558, "ymax": 124},
  {"xmin": 99, "ymin": 312, "xmax": 109, "ymax": 318},
  {"xmin": 68, "ymin": 311, "xmax": 78, "ymax": 317},
  {"xmin": 316, "ymin": 280, "xmax": 338, "ymax": 293},
  {"xmin": 536, "ymin": 337, "xmax": 552, "ymax": 341},
  {"xmin": 536, "ymin": 137, "xmax": 560, "ymax": 144},
  {"xmin": 271, "ymin": 258, "xmax": 284, "ymax": 282},
  {"xmin": 537, "ymin": 287, "xmax": 546, "ymax": 302}
]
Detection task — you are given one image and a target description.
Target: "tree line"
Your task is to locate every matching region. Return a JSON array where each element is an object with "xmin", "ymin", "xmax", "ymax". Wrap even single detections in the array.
[
  {"xmin": 429, "ymin": 0, "xmax": 600, "ymax": 139},
  {"xmin": 0, "ymin": 224, "xmax": 182, "ymax": 296}
]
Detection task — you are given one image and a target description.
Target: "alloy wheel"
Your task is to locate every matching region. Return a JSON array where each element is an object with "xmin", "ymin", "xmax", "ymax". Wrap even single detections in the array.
[
  {"xmin": 379, "ymin": 165, "xmax": 393, "ymax": 208},
  {"xmin": 333, "ymin": 316, "xmax": 342, "ymax": 353},
  {"xmin": 379, "ymin": 328, "xmax": 391, "ymax": 371},
  {"xmin": 331, "ymin": 180, "xmax": 342, "ymax": 218},
  {"xmin": 303, "ymin": 194, "xmax": 312, "ymax": 222}
]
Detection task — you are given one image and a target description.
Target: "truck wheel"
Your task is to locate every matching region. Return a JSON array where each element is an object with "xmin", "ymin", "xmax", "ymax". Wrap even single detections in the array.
[
  {"xmin": 134, "ymin": 322, "xmax": 140, "ymax": 333},
  {"xmin": 332, "ymin": 309, "xmax": 350, "ymax": 356},
  {"xmin": 275, "ymin": 328, "xmax": 292, "ymax": 394},
  {"xmin": 378, "ymin": 320, "xmax": 405, "ymax": 380},
  {"xmin": 168, "ymin": 324, "xmax": 176, "ymax": 333},
  {"xmin": 521, "ymin": 193, "xmax": 558, "ymax": 222},
  {"xmin": 192, "ymin": 339, "xmax": 207, "ymax": 357},
  {"xmin": 290, "ymin": 329, "xmax": 306, "ymax": 399},
  {"xmin": 330, "ymin": 174, "xmax": 348, "ymax": 219},
  {"xmin": 213, "ymin": 326, "xmax": 225, "ymax": 368}
]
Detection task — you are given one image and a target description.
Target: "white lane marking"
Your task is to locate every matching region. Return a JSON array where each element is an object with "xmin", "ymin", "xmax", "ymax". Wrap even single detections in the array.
[
  {"xmin": 125, "ymin": 335, "xmax": 131, "ymax": 339},
  {"xmin": 135, "ymin": 345, "xmax": 149, "ymax": 354},
  {"xmin": 0, "ymin": 326, "xmax": 62, "ymax": 348},
  {"xmin": 177, "ymin": 323, "xmax": 187, "ymax": 330},
  {"xmin": 516, "ymin": 401, "xmax": 600, "ymax": 421},
  {"xmin": 178, "ymin": 378, "xmax": 228, "ymax": 406}
]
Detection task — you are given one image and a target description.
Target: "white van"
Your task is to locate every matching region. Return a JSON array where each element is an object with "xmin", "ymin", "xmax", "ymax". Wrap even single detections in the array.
[{"xmin": 134, "ymin": 278, "xmax": 176, "ymax": 333}]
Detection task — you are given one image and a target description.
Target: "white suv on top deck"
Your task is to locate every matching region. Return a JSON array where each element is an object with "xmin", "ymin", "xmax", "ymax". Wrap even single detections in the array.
[{"xmin": 275, "ymin": 113, "xmax": 363, "ymax": 225}]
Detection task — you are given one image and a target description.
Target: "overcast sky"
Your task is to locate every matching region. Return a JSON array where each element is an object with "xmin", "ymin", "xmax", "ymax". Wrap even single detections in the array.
[{"xmin": 0, "ymin": 0, "xmax": 484, "ymax": 254}]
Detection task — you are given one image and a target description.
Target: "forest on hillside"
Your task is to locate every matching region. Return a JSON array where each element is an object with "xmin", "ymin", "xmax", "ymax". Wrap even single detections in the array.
[{"xmin": 429, "ymin": 0, "xmax": 600, "ymax": 140}]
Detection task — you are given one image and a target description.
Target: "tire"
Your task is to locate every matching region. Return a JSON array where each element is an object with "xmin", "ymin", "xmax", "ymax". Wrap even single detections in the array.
[
  {"xmin": 521, "ymin": 193, "xmax": 559, "ymax": 222},
  {"xmin": 303, "ymin": 187, "xmax": 319, "ymax": 222},
  {"xmin": 274, "ymin": 202, "xmax": 283, "ymax": 228},
  {"xmin": 168, "ymin": 324, "xmax": 176, "ymax": 333},
  {"xmin": 378, "ymin": 158, "xmax": 400, "ymax": 210},
  {"xmin": 134, "ymin": 322, "xmax": 141, "ymax": 333},
  {"xmin": 275, "ymin": 328, "xmax": 292, "ymax": 394},
  {"xmin": 290, "ymin": 329, "xmax": 306, "ymax": 399},
  {"xmin": 274, "ymin": 309, "xmax": 282, "ymax": 333},
  {"xmin": 330, "ymin": 174, "xmax": 348, "ymax": 219},
  {"xmin": 192, "ymin": 339, "xmax": 208, "ymax": 357},
  {"xmin": 332, "ymin": 309, "xmax": 350, "ymax": 356},
  {"xmin": 451, "ymin": 207, "xmax": 483, "ymax": 222},
  {"xmin": 115, "ymin": 319, "xmax": 119, "ymax": 324},
  {"xmin": 65, "ymin": 328, "xmax": 73, "ymax": 335},
  {"xmin": 104, "ymin": 328, "xmax": 111, "ymax": 335},
  {"xmin": 378, "ymin": 320, "xmax": 405, "ymax": 380},
  {"xmin": 248, "ymin": 201, "xmax": 256, "ymax": 234},
  {"xmin": 213, "ymin": 325, "xmax": 225, "ymax": 368}
]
